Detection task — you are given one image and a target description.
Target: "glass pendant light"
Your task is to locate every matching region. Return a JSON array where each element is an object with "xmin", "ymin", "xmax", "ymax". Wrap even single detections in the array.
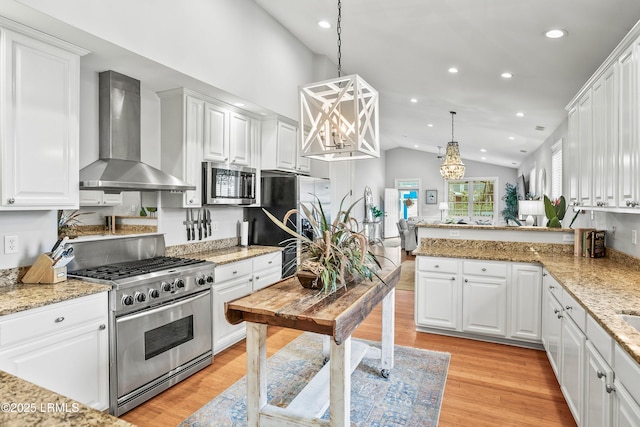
[
  {"xmin": 299, "ymin": 0, "xmax": 380, "ymax": 161},
  {"xmin": 440, "ymin": 111, "xmax": 465, "ymax": 179}
]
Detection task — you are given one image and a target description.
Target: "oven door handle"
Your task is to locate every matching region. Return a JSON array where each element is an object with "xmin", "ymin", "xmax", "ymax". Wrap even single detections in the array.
[{"xmin": 116, "ymin": 290, "xmax": 210, "ymax": 323}]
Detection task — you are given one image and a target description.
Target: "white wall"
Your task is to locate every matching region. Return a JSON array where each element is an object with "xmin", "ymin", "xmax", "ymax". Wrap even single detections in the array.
[{"xmin": 385, "ymin": 147, "xmax": 518, "ymax": 222}]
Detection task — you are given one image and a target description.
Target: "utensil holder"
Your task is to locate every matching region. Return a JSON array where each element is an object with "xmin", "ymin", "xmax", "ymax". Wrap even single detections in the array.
[{"xmin": 22, "ymin": 253, "xmax": 67, "ymax": 284}]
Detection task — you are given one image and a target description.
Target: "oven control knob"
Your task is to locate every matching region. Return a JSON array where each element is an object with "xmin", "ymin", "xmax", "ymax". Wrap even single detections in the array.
[
  {"xmin": 134, "ymin": 292, "xmax": 146, "ymax": 303},
  {"xmin": 206, "ymin": 275, "xmax": 214, "ymax": 284},
  {"xmin": 174, "ymin": 279, "xmax": 185, "ymax": 289},
  {"xmin": 161, "ymin": 282, "xmax": 172, "ymax": 292},
  {"xmin": 196, "ymin": 276, "xmax": 206, "ymax": 286},
  {"xmin": 122, "ymin": 295, "xmax": 134, "ymax": 306},
  {"xmin": 149, "ymin": 289, "xmax": 160, "ymax": 299}
]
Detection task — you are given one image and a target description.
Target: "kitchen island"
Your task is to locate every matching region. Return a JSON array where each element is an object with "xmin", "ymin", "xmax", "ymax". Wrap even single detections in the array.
[{"xmin": 225, "ymin": 245, "xmax": 401, "ymax": 427}]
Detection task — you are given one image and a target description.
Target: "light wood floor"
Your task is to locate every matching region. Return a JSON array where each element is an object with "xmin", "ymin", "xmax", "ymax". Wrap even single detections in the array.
[{"xmin": 121, "ymin": 283, "xmax": 575, "ymax": 426}]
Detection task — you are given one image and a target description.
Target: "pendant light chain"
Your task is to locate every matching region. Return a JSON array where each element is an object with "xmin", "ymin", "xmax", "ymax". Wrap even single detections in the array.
[
  {"xmin": 337, "ymin": 0, "xmax": 342, "ymax": 77},
  {"xmin": 450, "ymin": 111, "xmax": 456, "ymax": 141}
]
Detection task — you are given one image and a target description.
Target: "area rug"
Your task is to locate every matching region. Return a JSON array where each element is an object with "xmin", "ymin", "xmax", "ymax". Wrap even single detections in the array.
[
  {"xmin": 180, "ymin": 332, "xmax": 449, "ymax": 427},
  {"xmin": 396, "ymin": 260, "xmax": 415, "ymax": 291}
]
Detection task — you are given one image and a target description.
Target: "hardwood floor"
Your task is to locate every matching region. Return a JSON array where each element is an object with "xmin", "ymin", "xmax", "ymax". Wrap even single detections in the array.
[{"xmin": 121, "ymin": 288, "xmax": 575, "ymax": 427}]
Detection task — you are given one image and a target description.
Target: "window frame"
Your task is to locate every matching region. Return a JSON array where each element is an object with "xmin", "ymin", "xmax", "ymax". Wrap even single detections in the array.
[{"xmin": 444, "ymin": 176, "xmax": 499, "ymax": 221}]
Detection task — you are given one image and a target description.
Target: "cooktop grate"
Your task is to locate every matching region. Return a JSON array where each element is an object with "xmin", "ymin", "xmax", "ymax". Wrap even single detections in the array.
[{"xmin": 68, "ymin": 256, "xmax": 205, "ymax": 281}]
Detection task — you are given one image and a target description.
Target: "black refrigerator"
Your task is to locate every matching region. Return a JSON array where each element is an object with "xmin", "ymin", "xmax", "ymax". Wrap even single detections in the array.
[{"xmin": 245, "ymin": 172, "xmax": 331, "ymax": 278}]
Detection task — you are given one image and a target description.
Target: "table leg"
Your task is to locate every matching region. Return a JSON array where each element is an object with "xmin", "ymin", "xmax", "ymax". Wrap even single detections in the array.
[
  {"xmin": 381, "ymin": 288, "xmax": 395, "ymax": 377},
  {"xmin": 330, "ymin": 335, "xmax": 351, "ymax": 427},
  {"xmin": 246, "ymin": 322, "xmax": 267, "ymax": 427}
]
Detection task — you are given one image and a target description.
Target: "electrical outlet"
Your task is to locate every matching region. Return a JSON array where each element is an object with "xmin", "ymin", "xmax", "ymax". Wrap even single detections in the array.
[
  {"xmin": 633, "ymin": 230, "xmax": 637, "ymax": 245},
  {"xmin": 563, "ymin": 234, "xmax": 574, "ymax": 242},
  {"xmin": 4, "ymin": 235, "xmax": 18, "ymax": 254},
  {"xmin": 212, "ymin": 221, "xmax": 219, "ymax": 232},
  {"xmin": 449, "ymin": 230, "xmax": 460, "ymax": 237}
]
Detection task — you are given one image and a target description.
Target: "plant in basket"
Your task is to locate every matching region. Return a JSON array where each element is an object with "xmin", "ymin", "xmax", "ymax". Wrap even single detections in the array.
[{"xmin": 263, "ymin": 195, "xmax": 382, "ymax": 294}]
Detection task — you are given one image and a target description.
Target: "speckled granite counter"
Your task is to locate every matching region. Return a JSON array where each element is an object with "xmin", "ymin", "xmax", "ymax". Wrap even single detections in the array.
[
  {"xmin": 415, "ymin": 238, "xmax": 640, "ymax": 364},
  {"xmin": 167, "ymin": 244, "xmax": 283, "ymax": 265},
  {"xmin": 0, "ymin": 371, "xmax": 133, "ymax": 427},
  {"xmin": 0, "ymin": 280, "xmax": 111, "ymax": 317},
  {"xmin": 416, "ymin": 223, "xmax": 574, "ymax": 232}
]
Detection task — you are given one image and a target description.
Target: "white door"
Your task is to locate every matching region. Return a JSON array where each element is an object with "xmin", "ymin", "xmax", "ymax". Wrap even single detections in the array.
[{"xmin": 384, "ymin": 188, "xmax": 399, "ymax": 238}]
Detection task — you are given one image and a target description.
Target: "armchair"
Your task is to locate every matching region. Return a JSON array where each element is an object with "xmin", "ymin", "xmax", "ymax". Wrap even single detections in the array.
[{"xmin": 397, "ymin": 218, "xmax": 418, "ymax": 255}]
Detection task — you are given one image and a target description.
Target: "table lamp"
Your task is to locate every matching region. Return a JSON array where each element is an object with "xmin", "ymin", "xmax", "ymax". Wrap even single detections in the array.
[
  {"xmin": 439, "ymin": 202, "xmax": 449, "ymax": 221},
  {"xmin": 519, "ymin": 200, "xmax": 545, "ymax": 226}
]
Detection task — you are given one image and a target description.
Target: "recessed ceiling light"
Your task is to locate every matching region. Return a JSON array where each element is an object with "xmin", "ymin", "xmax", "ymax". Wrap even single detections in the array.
[
  {"xmin": 427, "ymin": 123, "xmax": 433, "ymax": 128},
  {"xmin": 410, "ymin": 98, "xmax": 418, "ymax": 103},
  {"xmin": 414, "ymin": 144, "xmax": 419, "ymax": 148},
  {"xmin": 501, "ymin": 72, "xmax": 513, "ymax": 79},
  {"xmin": 318, "ymin": 20, "xmax": 331, "ymax": 29},
  {"xmin": 234, "ymin": 102, "xmax": 245, "ymax": 107},
  {"xmin": 516, "ymin": 112, "xmax": 525, "ymax": 117},
  {"xmin": 481, "ymin": 157, "xmax": 487, "ymax": 160},
  {"xmin": 545, "ymin": 29, "xmax": 568, "ymax": 39},
  {"xmin": 448, "ymin": 67, "xmax": 459, "ymax": 74},
  {"xmin": 480, "ymin": 148, "xmax": 487, "ymax": 153},
  {"xmin": 508, "ymin": 136, "xmax": 515, "ymax": 140}
]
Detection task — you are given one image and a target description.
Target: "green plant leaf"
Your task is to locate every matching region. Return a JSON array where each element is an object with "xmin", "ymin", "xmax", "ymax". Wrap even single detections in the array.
[
  {"xmin": 549, "ymin": 217, "xmax": 561, "ymax": 228},
  {"xmin": 557, "ymin": 196, "xmax": 567, "ymax": 220},
  {"xmin": 544, "ymin": 195, "xmax": 556, "ymax": 220}
]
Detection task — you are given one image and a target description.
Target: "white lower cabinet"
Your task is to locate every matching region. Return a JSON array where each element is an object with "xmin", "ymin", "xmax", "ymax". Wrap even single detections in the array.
[
  {"xmin": 212, "ymin": 253, "xmax": 282, "ymax": 354},
  {"xmin": 585, "ymin": 341, "xmax": 613, "ymax": 427},
  {"xmin": 415, "ymin": 257, "xmax": 540, "ymax": 345},
  {"xmin": 613, "ymin": 343, "xmax": 640, "ymax": 427},
  {"xmin": 561, "ymin": 313, "xmax": 586, "ymax": 426},
  {"xmin": 0, "ymin": 293, "xmax": 109, "ymax": 410},
  {"xmin": 542, "ymin": 282, "xmax": 563, "ymax": 378}
]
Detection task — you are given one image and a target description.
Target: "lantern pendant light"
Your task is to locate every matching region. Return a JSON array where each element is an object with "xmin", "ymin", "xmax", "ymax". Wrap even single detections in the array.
[
  {"xmin": 299, "ymin": 0, "xmax": 380, "ymax": 161},
  {"xmin": 440, "ymin": 111, "xmax": 465, "ymax": 179}
]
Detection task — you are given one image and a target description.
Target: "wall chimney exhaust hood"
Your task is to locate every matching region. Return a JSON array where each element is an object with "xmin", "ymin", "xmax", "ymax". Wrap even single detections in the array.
[{"xmin": 79, "ymin": 70, "xmax": 195, "ymax": 192}]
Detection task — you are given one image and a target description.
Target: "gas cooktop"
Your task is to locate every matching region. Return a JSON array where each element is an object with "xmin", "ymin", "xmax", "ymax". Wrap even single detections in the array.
[{"xmin": 68, "ymin": 256, "xmax": 206, "ymax": 281}]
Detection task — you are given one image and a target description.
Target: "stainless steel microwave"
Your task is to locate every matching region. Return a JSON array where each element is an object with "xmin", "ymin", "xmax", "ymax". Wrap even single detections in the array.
[{"xmin": 202, "ymin": 162, "xmax": 256, "ymax": 205}]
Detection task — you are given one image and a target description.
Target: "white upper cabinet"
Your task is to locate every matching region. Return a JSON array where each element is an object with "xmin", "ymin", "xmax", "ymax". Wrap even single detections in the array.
[
  {"xmin": 592, "ymin": 63, "xmax": 618, "ymax": 208},
  {"xmin": 0, "ymin": 21, "xmax": 88, "ymax": 209},
  {"xmin": 578, "ymin": 90, "xmax": 593, "ymax": 207},
  {"xmin": 617, "ymin": 44, "xmax": 639, "ymax": 207},
  {"xmin": 261, "ymin": 117, "xmax": 310, "ymax": 174},
  {"xmin": 566, "ymin": 106, "xmax": 580, "ymax": 206},
  {"xmin": 203, "ymin": 104, "xmax": 252, "ymax": 167},
  {"xmin": 158, "ymin": 90, "xmax": 204, "ymax": 208}
]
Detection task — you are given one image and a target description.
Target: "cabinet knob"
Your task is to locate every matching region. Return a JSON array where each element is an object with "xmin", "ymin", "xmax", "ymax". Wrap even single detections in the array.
[
  {"xmin": 549, "ymin": 285, "xmax": 555, "ymax": 289},
  {"xmin": 255, "ymin": 275, "xmax": 260, "ymax": 280},
  {"xmin": 606, "ymin": 384, "xmax": 615, "ymax": 394},
  {"xmin": 557, "ymin": 314, "xmax": 563, "ymax": 319},
  {"xmin": 542, "ymin": 272, "xmax": 548, "ymax": 277},
  {"xmin": 554, "ymin": 308, "xmax": 561, "ymax": 314},
  {"xmin": 434, "ymin": 265, "xmax": 439, "ymax": 268},
  {"xmin": 54, "ymin": 316, "xmax": 65, "ymax": 323},
  {"xmin": 99, "ymin": 324, "xmax": 106, "ymax": 330},
  {"xmin": 565, "ymin": 305, "xmax": 572, "ymax": 310},
  {"xmin": 233, "ymin": 270, "xmax": 238, "ymax": 274},
  {"xmin": 451, "ymin": 277, "xmax": 456, "ymax": 281},
  {"xmin": 597, "ymin": 370, "xmax": 606, "ymax": 379},
  {"xmin": 481, "ymin": 268, "xmax": 487, "ymax": 272},
  {"xmin": 464, "ymin": 279, "xmax": 468, "ymax": 283},
  {"xmin": 7, "ymin": 198, "xmax": 15, "ymax": 204}
]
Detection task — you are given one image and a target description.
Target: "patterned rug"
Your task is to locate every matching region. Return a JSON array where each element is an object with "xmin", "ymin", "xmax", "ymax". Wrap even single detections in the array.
[
  {"xmin": 396, "ymin": 260, "xmax": 415, "ymax": 291},
  {"xmin": 180, "ymin": 332, "xmax": 449, "ymax": 427}
]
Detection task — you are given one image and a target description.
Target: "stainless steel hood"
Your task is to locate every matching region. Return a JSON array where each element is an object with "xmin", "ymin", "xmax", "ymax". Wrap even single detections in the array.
[{"xmin": 79, "ymin": 70, "xmax": 195, "ymax": 192}]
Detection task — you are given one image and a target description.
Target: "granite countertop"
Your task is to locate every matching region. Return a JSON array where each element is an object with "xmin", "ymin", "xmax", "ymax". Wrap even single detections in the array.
[
  {"xmin": 0, "ymin": 371, "xmax": 133, "ymax": 427},
  {"xmin": 178, "ymin": 245, "xmax": 283, "ymax": 265},
  {"xmin": 415, "ymin": 239, "xmax": 640, "ymax": 364},
  {"xmin": 415, "ymin": 223, "xmax": 573, "ymax": 232}
]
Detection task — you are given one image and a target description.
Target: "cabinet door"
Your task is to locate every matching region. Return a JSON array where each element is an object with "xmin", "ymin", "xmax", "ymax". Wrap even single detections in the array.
[
  {"xmin": 297, "ymin": 152, "xmax": 311, "ymax": 174},
  {"xmin": 462, "ymin": 276, "xmax": 507, "ymax": 337},
  {"xmin": 567, "ymin": 106, "xmax": 580, "ymax": 206},
  {"xmin": 585, "ymin": 342, "xmax": 613, "ymax": 427},
  {"xmin": 510, "ymin": 264, "xmax": 542, "ymax": 342},
  {"xmin": 415, "ymin": 271, "xmax": 459, "ymax": 330},
  {"xmin": 276, "ymin": 121, "xmax": 298, "ymax": 171},
  {"xmin": 618, "ymin": 45, "xmax": 638, "ymax": 207},
  {"xmin": 229, "ymin": 112, "xmax": 251, "ymax": 166},
  {"xmin": 561, "ymin": 315, "xmax": 585, "ymax": 426},
  {"xmin": 542, "ymin": 288, "xmax": 563, "ymax": 378},
  {"xmin": 253, "ymin": 268, "xmax": 282, "ymax": 291},
  {"xmin": 79, "ymin": 191, "xmax": 122, "ymax": 206},
  {"xmin": 203, "ymin": 103, "xmax": 228, "ymax": 163},
  {"xmin": 1, "ymin": 29, "xmax": 80, "ymax": 208},
  {"xmin": 184, "ymin": 95, "xmax": 204, "ymax": 207},
  {"xmin": 592, "ymin": 64, "xmax": 618, "ymax": 207},
  {"xmin": 613, "ymin": 380, "xmax": 640, "ymax": 427},
  {"xmin": 212, "ymin": 276, "xmax": 252, "ymax": 353},
  {"xmin": 579, "ymin": 90, "xmax": 593, "ymax": 207}
]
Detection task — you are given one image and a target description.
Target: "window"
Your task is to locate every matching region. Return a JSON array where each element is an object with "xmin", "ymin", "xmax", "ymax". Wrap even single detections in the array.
[
  {"xmin": 395, "ymin": 179, "xmax": 420, "ymax": 219},
  {"xmin": 551, "ymin": 139, "xmax": 563, "ymax": 200},
  {"xmin": 446, "ymin": 178, "xmax": 497, "ymax": 220}
]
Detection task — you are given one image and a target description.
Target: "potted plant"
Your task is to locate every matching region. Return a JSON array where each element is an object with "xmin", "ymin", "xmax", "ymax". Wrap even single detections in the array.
[
  {"xmin": 57, "ymin": 210, "xmax": 92, "ymax": 238},
  {"xmin": 370, "ymin": 206, "xmax": 384, "ymax": 222},
  {"xmin": 501, "ymin": 182, "xmax": 522, "ymax": 226},
  {"xmin": 263, "ymin": 195, "xmax": 382, "ymax": 294}
]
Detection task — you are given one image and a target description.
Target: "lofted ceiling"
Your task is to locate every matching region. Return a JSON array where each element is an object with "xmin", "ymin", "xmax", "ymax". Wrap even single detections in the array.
[{"xmin": 254, "ymin": 0, "xmax": 640, "ymax": 168}]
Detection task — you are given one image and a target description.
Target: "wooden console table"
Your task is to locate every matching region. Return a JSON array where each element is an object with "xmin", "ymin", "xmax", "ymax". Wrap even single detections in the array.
[{"xmin": 226, "ymin": 247, "xmax": 401, "ymax": 427}]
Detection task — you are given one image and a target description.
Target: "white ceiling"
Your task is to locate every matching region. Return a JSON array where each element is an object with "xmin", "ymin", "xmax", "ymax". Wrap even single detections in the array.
[{"xmin": 254, "ymin": 0, "xmax": 640, "ymax": 168}]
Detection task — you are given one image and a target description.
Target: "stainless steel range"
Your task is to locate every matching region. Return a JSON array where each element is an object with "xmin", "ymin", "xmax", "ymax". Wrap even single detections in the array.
[{"xmin": 66, "ymin": 234, "xmax": 215, "ymax": 416}]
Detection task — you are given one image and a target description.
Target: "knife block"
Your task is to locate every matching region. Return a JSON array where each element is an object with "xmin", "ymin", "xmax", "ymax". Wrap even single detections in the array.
[{"xmin": 22, "ymin": 253, "xmax": 67, "ymax": 284}]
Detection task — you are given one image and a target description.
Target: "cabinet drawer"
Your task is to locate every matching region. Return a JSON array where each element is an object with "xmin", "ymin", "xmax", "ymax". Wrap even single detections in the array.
[
  {"xmin": 562, "ymin": 291, "xmax": 586, "ymax": 332},
  {"xmin": 417, "ymin": 257, "xmax": 457, "ymax": 274},
  {"xmin": 253, "ymin": 252, "xmax": 282, "ymax": 272},
  {"xmin": 615, "ymin": 343, "xmax": 640, "ymax": 404},
  {"xmin": 586, "ymin": 314, "xmax": 613, "ymax": 364},
  {"xmin": 253, "ymin": 269, "xmax": 282, "ymax": 291},
  {"xmin": 463, "ymin": 261, "xmax": 507, "ymax": 278},
  {"xmin": 544, "ymin": 272, "xmax": 563, "ymax": 300},
  {"xmin": 215, "ymin": 259, "xmax": 252, "ymax": 283},
  {"xmin": 0, "ymin": 293, "xmax": 107, "ymax": 347}
]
